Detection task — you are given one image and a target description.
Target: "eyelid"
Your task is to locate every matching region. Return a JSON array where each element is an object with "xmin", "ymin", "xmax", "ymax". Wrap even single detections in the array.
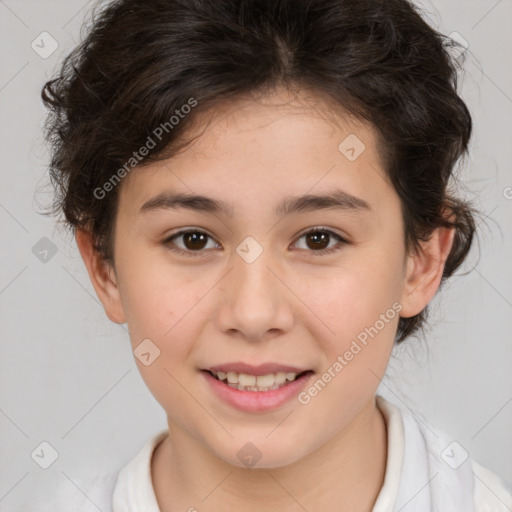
[
  {"xmin": 162, "ymin": 228, "xmax": 220, "ymax": 257},
  {"xmin": 293, "ymin": 225, "xmax": 347, "ymax": 241},
  {"xmin": 290, "ymin": 226, "xmax": 348, "ymax": 255}
]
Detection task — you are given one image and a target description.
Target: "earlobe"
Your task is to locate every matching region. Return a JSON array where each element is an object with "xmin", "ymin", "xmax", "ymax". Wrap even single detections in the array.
[
  {"xmin": 399, "ymin": 226, "xmax": 456, "ymax": 318},
  {"xmin": 75, "ymin": 228, "xmax": 127, "ymax": 324}
]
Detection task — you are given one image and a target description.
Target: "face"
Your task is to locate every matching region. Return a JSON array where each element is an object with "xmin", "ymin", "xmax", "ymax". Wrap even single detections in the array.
[{"xmin": 78, "ymin": 86, "xmax": 451, "ymax": 469}]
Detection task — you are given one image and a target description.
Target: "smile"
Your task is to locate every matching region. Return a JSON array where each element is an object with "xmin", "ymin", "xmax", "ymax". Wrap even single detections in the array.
[
  {"xmin": 201, "ymin": 369, "xmax": 315, "ymax": 412},
  {"xmin": 207, "ymin": 370, "xmax": 311, "ymax": 391}
]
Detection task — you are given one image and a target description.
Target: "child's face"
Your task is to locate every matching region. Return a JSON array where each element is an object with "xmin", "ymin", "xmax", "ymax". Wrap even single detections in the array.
[{"xmin": 85, "ymin": 87, "xmax": 438, "ymax": 468}]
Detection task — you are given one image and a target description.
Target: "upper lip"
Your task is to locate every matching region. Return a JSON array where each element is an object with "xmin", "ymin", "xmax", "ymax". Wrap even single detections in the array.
[{"xmin": 205, "ymin": 362, "xmax": 312, "ymax": 376}]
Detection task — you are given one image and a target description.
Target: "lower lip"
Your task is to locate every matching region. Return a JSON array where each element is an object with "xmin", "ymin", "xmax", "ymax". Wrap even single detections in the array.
[{"xmin": 201, "ymin": 370, "xmax": 314, "ymax": 412}]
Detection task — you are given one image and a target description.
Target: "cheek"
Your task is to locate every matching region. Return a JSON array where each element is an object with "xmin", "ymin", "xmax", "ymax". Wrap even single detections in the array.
[
  {"xmin": 115, "ymin": 251, "xmax": 208, "ymax": 369},
  {"xmin": 295, "ymin": 271, "xmax": 399, "ymax": 422},
  {"xmin": 303, "ymin": 256, "xmax": 401, "ymax": 333},
  {"xmin": 291, "ymin": 249, "xmax": 402, "ymax": 376},
  {"xmin": 118, "ymin": 246, "xmax": 186, "ymax": 322},
  {"xmin": 118, "ymin": 263, "xmax": 207, "ymax": 408}
]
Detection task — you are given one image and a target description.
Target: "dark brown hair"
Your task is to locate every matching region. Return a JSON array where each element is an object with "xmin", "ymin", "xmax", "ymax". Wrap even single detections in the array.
[{"xmin": 40, "ymin": 0, "xmax": 478, "ymax": 343}]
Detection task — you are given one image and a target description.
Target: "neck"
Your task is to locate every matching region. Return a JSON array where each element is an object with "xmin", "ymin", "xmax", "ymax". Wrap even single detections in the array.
[{"xmin": 152, "ymin": 396, "xmax": 387, "ymax": 512}]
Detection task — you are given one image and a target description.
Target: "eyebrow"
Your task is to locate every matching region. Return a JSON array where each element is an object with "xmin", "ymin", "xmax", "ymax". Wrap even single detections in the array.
[{"xmin": 139, "ymin": 189, "xmax": 371, "ymax": 217}]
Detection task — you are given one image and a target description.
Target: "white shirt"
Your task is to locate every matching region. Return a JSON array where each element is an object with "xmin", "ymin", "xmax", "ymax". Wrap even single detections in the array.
[{"xmin": 27, "ymin": 396, "xmax": 512, "ymax": 511}]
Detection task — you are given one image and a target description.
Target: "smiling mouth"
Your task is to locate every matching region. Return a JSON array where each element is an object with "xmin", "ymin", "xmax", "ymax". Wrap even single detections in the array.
[{"xmin": 203, "ymin": 369, "xmax": 314, "ymax": 392}]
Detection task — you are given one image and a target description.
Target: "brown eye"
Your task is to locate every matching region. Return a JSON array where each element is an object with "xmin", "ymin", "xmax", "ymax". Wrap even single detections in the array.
[
  {"xmin": 182, "ymin": 232, "xmax": 208, "ymax": 250},
  {"xmin": 163, "ymin": 230, "xmax": 219, "ymax": 256},
  {"xmin": 305, "ymin": 231, "xmax": 330, "ymax": 250},
  {"xmin": 293, "ymin": 228, "xmax": 347, "ymax": 255}
]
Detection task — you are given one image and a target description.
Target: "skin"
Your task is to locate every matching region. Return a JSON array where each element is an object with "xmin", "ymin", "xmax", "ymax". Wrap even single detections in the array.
[{"xmin": 76, "ymin": 86, "xmax": 455, "ymax": 512}]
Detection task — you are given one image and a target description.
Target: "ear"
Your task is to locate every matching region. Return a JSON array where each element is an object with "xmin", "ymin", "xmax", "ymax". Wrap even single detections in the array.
[
  {"xmin": 75, "ymin": 228, "xmax": 127, "ymax": 324},
  {"xmin": 399, "ymin": 223, "xmax": 456, "ymax": 318}
]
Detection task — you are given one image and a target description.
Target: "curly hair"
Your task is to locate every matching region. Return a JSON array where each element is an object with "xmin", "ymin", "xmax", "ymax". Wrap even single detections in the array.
[{"xmin": 40, "ymin": 0, "xmax": 478, "ymax": 343}]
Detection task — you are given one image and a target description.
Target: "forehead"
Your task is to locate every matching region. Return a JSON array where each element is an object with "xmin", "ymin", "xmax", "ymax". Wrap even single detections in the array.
[
  {"xmin": 118, "ymin": 87, "xmax": 392, "ymax": 216},
  {"xmin": 173, "ymin": 87, "xmax": 382, "ymax": 162}
]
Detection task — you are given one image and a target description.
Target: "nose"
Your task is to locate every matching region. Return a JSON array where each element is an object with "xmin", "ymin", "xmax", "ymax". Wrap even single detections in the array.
[{"xmin": 215, "ymin": 246, "xmax": 295, "ymax": 343}]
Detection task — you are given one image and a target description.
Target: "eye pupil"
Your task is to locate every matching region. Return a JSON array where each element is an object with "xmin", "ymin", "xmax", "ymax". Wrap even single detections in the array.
[
  {"xmin": 306, "ymin": 231, "xmax": 329, "ymax": 250},
  {"xmin": 184, "ymin": 232, "xmax": 208, "ymax": 250}
]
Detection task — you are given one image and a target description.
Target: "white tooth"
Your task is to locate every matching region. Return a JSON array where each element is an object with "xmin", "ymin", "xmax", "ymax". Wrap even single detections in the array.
[
  {"xmin": 256, "ymin": 374, "xmax": 276, "ymax": 387},
  {"xmin": 220, "ymin": 371, "xmax": 301, "ymax": 388},
  {"xmin": 240, "ymin": 384, "xmax": 259, "ymax": 391},
  {"xmin": 238, "ymin": 373, "xmax": 256, "ymax": 386},
  {"xmin": 275, "ymin": 372, "xmax": 287, "ymax": 384},
  {"xmin": 227, "ymin": 372, "xmax": 239, "ymax": 384}
]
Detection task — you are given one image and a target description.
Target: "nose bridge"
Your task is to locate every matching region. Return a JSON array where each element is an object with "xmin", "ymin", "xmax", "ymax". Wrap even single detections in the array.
[
  {"xmin": 216, "ymin": 237, "xmax": 293, "ymax": 340},
  {"xmin": 235, "ymin": 244, "xmax": 277, "ymax": 300}
]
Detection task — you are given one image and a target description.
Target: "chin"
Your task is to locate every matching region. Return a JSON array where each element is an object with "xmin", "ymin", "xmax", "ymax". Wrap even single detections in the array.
[{"xmin": 212, "ymin": 437, "xmax": 310, "ymax": 470}]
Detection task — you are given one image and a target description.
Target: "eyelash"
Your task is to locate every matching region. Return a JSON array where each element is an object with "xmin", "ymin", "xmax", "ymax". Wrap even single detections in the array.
[{"xmin": 162, "ymin": 227, "xmax": 348, "ymax": 258}]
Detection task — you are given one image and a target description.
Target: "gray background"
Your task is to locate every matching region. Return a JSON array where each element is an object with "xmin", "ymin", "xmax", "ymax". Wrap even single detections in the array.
[{"xmin": 1, "ymin": 0, "xmax": 511, "ymax": 508}]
